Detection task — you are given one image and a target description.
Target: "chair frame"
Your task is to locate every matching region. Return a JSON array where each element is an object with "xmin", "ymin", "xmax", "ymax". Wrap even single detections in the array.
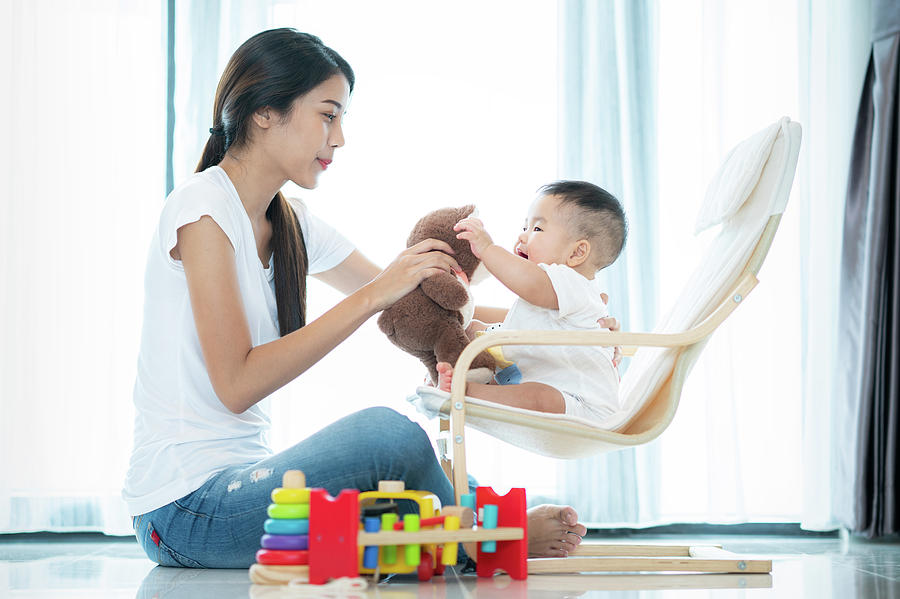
[{"xmin": 437, "ymin": 215, "xmax": 783, "ymax": 575}]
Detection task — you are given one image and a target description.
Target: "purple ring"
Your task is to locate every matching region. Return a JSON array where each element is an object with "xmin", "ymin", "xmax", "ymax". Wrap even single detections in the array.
[{"xmin": 260, "ymin": 533, "xmax": 309, "ymax": 550}]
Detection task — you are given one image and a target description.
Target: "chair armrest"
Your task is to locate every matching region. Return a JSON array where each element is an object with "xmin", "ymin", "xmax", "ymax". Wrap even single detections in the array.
[{"xmin": 448, "ymin": 272, "xmax": 758, "ymax": 399}]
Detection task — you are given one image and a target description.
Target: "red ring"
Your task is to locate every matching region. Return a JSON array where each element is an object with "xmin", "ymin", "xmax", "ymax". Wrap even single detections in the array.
[{"xmin": 255, "ymin": 549, "xmax": 310, "ymax": 565}]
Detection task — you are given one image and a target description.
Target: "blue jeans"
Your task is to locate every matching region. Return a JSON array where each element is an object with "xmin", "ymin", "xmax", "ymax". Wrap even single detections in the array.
[{"xmin": 133, "ymin": 407, "xmax": 470, "ymax": 568}]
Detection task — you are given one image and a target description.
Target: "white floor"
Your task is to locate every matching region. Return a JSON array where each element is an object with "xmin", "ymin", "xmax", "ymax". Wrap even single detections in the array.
[{"xmin": 2, "ymin": 532, "xmax": 899, "ymax": 597}]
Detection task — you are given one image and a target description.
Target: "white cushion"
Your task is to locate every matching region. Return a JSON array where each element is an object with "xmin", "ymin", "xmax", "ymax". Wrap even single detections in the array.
[{"xmin": 694, "ymin": 118, "xmax": 786, "ymax": 234}]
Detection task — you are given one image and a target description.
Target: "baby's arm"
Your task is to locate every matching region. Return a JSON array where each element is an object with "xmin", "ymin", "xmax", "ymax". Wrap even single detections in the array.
[
  {"xmin": 437, "ymin": 362, "xmax": 565, "ymax": 413},
  {"xmin": 473, "ymin": 305, "xmax": 508, "ymax": 322},
  {"xmin": 454, "ymin": 217, "xmax": 558, "ymax": 309}
]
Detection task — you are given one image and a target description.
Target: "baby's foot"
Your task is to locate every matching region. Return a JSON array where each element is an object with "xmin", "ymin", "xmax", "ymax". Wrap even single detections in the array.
[
  {"xmin": 436, "ymin": 361, "xmax": 454, "ymax": 393},
  {"xmin": 526, "ymin": 504, "xmax": 588, "ymax": 557}
]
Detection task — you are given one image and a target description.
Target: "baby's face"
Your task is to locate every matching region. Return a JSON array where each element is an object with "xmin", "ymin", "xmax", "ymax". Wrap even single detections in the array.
[{"xmin": 514, "ymin": 194, "xmax": 576, "ymax": 266}]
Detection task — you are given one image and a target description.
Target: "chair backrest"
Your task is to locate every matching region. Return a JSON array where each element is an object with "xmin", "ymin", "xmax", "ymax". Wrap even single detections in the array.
[
  {"xmin": 434, "ymin": 118, "xmax": 802, "ymax": 463},
  {"xmin": 615, "ymin": 117, "xmax": 802, "ymax": 434}
]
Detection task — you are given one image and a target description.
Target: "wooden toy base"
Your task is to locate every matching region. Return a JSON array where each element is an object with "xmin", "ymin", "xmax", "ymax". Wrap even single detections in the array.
[
  {"xmin": 249, "ymin": 564, "xmax": 309, "ymax": 585},
  {"xmin": 526, "ymin": 544, "xmax": 772, "ymax": 574}
]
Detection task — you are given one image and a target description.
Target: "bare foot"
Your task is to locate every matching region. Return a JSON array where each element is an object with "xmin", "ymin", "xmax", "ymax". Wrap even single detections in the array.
[
  {"xmin": 436, "ymin": 361, "xmax": 454, "ymax": 392},
  {"xmin": 526, "ymin": 504, "xmax": 587, "ymax": 557}
]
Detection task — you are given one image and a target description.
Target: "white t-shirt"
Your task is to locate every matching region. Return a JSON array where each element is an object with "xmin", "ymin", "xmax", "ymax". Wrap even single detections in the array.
[
  {"xmin": 123, "ymin": 166, "xmax": 354, "ymax": 516},
  {"xmin": 501, "ymin": 263, "xmax": 619, "ymax": 421}
]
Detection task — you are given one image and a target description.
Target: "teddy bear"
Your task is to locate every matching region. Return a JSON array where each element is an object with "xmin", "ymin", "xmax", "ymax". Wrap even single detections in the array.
[{"xmin": 377, "ymin": 205, "xmax": 496, "ymax": 386}]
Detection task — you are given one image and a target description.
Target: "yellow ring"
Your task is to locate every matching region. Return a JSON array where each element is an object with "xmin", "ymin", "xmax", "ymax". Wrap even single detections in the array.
[{"xmin": 271, "ymin": 488, "xmax": 311, "ymax": 505}]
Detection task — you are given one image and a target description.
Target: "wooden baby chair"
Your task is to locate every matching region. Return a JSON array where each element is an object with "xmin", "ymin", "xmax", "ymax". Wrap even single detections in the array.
[{"xmin": 418, "ymin": 117, "xmax": 802, "ymax": 575}]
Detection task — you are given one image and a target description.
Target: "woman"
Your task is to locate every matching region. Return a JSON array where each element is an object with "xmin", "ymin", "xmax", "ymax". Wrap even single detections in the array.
[{"xmin": 124, "ymin": 28, "xmax": 593, "ymax": 568}]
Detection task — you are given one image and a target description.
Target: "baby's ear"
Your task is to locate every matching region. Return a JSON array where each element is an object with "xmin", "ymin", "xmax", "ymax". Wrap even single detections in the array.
[{"xmin": 567, "ymin": 239, "xmax": 591, "ymax": 267}]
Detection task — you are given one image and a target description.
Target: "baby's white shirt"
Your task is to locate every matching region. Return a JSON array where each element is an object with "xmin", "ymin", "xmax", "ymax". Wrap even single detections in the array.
[{"xmin": 501, "ymin": 263, "xmax": 619, "ymax": 421}]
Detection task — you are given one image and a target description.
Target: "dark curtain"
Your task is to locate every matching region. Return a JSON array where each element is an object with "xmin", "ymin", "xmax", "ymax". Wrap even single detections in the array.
[{"xmin": 839, "ymin": 0, "xmax": 900, "ymax": 538}]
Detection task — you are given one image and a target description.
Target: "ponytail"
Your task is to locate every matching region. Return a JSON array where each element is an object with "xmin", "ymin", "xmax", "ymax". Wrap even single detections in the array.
[
  {"xmin": 267, "ymin": 193, "xmax": 308, "ymax": 335},
  {"xmin": 193, "ymin": 122, "xmax": 309, "ymax": 336},
  {"xmin": 196, "ymin": 127, "xmax": 228, "ymax": 173}
]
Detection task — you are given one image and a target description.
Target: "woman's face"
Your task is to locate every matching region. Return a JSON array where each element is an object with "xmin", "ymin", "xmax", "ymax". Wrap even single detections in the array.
[{"xmin": 268, "ymin": 74, "xmax": 351, "ymax": 189}]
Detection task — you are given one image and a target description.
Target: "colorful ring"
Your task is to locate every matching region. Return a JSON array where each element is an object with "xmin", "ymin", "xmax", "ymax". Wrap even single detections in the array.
[
  {"xmin": 267, "ymin": 503, "xmax": 310, "ymax": 519},
  {"xmin": 271, "ymin": 488, "xmax": 310, "ymax": 505},
  {"xmin": 255, "ymin": 549, "xmax": 309, "ymax": 566},
  {"xmin": 261, "ymin": 533, "xmax": 309, "ymax": 551},
  {"xmin": 264, "ymin": 518, "xmax": 309, "ymax": 535}
]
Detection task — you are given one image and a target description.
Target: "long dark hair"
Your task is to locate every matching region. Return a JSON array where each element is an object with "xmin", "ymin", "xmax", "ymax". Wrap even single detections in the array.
[{"xmin": 196, "ymin": 28, "xmax": 355, "ymax": 336}]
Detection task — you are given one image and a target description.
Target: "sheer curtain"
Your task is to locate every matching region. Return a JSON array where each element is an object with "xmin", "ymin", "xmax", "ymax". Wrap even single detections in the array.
[
  {"xmin": 553, "ymin": 0, "xmax": 808, "ymax": 526},
  {"xmin": 797, "ymin": 0, "xmax": 872, "ymax": 531},
  {"xmin": 2, "ymin": 1, "xmax": 872, "ymax": 535},
  {"xmin": 555, "ymin": 0, "xmax": 661, "ymax": 524},
  {"xmin": 651, "ymin": 0, "xmax": 803, "ymax": 523},
  {"xmin": 0, "ymin": 1, "xmax": 165, "ymax": 534}
]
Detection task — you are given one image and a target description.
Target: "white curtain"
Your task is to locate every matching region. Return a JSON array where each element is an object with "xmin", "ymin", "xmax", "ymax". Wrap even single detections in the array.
[
  {"xmin": 555, "ymin": 0, "xmax": 661, "ymax": 524},
  {"xmin": 1, "ymin": 0, "xmax": 872, "ymax": 535},
  {"xmin": 633, "ymin": 0, "xmax": 870, "ymax": 528},
  {"xmin": 553, "ymin": 0, "xmax": 805, "ymax": 525},
  {"xmin": 797, "ymin": 0, "xmax": 873, "ymax": 530},
  {"xmin": 650, "ymin": 0, "xmax": 805, "ymax": 524},
  {"xmin": 0, "ymin": 1, "xmax": 165, "ymax": 534}
]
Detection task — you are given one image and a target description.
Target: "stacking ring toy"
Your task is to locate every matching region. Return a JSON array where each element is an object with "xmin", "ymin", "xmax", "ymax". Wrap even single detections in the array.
[
  {"xmin": 255, "ymin": 549, "xmax": 309, "ymax": 566},
  {"xmin": 271, "ymin": 488, "xmax": 310, "ymax": 504},
  {"xmin": 264, "ymin": 518, "xmax": 309, "ymax": 535},
  {"xmin": 267, "ymin": 503, "xmax": 310, "ymax": 519},
  {"xmin": 261, "ymin": 534, "xmax": 309, "ymax": 551}
]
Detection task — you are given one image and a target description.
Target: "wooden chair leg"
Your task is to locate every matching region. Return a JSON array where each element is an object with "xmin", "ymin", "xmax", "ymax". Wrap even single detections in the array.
[{"xmin": 438, "ymin": 419, "xmax": 452, "ymax": 481}]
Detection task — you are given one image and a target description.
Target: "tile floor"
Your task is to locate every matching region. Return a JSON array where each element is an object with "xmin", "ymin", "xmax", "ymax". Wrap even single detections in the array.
[{"xmin": 1, "ymin": 531, "xmax": 898, "ymax": 597}]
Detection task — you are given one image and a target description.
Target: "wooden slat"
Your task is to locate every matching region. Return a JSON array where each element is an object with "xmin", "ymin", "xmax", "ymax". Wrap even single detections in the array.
[
  {"xmin": 527, "ymin": 556, "xmax": 772, "ymax": 574},
  {"xmin": 357, "ymin": 526, "xmax": 523, "ymax": 546},
  {"xmin": 570, "ymin": 543, "xmax": 721, "ymax": 557},
  {"xmin": 521, "ymin": 572, "xmax": 773, "ymax": 591},
  {"xmin": 688, "ymin": 546, "xmax": 739, "ymax": 559}
]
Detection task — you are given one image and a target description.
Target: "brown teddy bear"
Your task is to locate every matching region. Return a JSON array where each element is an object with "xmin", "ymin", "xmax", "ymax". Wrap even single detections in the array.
[{"xmin": 377, "ymin": 205, "xmax": 496, "ymax": 386}]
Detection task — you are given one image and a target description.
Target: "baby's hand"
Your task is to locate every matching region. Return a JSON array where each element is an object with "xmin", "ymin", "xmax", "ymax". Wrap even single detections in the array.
[{"xmin": 454, "ymin": 217, "xmax": 494, "ymax": 259}]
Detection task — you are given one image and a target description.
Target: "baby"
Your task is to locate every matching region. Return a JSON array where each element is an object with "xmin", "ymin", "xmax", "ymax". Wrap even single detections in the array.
[{"xmin": 437, "ymin": 180, "xmax": 627, "ymax": 422}]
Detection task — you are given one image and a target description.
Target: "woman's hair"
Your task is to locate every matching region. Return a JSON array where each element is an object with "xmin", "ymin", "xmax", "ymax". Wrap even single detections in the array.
[{"xmin": 196, "ymin": 28, "xmax": 355, "ymax": 336}]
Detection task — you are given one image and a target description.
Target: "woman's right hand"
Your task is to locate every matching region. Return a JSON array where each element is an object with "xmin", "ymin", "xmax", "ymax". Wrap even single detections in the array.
[{"xmin": 363, "ymin": 239, "xmax": 462, "ymax": 311}]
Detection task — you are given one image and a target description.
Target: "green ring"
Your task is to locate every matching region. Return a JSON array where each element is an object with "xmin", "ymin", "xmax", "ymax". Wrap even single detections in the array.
[{"xmin": 267, "ymin": 503, "xmax": 310, "ymax": 519}]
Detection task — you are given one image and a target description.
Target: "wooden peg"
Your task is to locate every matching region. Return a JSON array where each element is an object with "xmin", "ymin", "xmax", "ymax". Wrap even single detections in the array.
[
  {"xmin": 282, "ymin": 470, "xmax": 305, "ymax": 489},
  {"xmin": 441, "ymin": 505, "xmax": 474, "ymax": 529},
  {"xmin": 377, "ymin": 480, "xmax": 405, "ymax": 493}
]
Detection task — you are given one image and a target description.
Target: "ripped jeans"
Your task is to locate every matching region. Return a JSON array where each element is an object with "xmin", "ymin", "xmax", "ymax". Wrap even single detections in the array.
[{"xmin": 133, "ymin": 407, "xmax": 468, "ymax": 568}]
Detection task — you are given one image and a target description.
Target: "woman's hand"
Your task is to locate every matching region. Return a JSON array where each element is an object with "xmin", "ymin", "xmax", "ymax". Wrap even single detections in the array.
[
  {"xmin": 363, "ymin": 239, "xmax": 462, "ymax": 311},
  {"xmin": 599, "ymin": 293, "xmax": 622, "ymax": 368}
]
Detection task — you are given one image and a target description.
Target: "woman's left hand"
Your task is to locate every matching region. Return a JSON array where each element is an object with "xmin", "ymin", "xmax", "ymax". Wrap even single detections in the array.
[{"xmin": 599, "ymin": 293, "xmax": 622, "ymax": 368}]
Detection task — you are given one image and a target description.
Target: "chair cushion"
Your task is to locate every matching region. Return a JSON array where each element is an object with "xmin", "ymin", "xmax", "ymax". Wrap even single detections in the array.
[{"xmin": 694, "ymin": 119, "xmax": 784, "ymax": 234}]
